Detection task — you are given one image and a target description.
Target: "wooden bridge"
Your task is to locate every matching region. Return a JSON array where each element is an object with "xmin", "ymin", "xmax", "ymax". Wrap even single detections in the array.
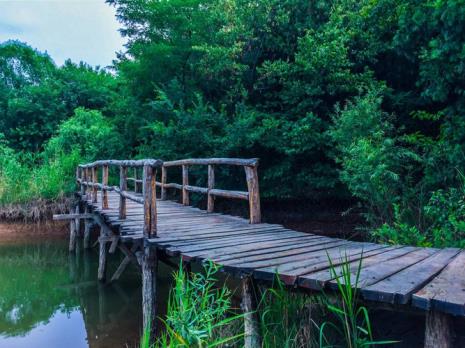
[{"xmin": 56, "ymin": 158, "xmax": 465, "ymax": 348}]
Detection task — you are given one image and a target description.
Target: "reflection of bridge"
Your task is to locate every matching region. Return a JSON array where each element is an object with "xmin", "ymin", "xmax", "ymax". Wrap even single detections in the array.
[{"xmin": 56, "ymin": 158, "xmax": 465, "ymax": 348}]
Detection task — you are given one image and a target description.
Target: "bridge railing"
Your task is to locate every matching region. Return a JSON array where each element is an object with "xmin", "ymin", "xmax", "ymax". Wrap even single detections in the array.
[
  {"xmin": 158, "ymin": 158, "xmax": 261, "ymax": 224},
  {"xmin": 77, "ymin": 159, "xmax": 163, "ymax": 238},
  {"xmin": 76, "ymin": 158, "xmax": 261, "ymax": 237}
]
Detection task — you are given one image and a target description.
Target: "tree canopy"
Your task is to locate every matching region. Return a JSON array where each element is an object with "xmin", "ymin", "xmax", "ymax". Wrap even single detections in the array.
[{"xmin": 1, "ymin": 0, "xmax": 465, "ymax": 246}]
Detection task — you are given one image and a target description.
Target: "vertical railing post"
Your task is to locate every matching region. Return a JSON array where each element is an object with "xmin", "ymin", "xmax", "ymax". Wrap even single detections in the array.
[
  {"xmin": 79, "ymin": 166, "xmax": 85, "ymax": 196},
  {"xmin": 92, "ymin": 166, "xmax": 98, "ymax": 203},
  {"xmin": 134, "ymin": 168, "xmax": 138, "ymax": 193},
  {"xmin": 101, "ymin": 165, "xmax": 109, "ymax": 209},
  {"xmin": 161, "ymin": 166, "xmax": 167, "ymax": 200},
  {"xmin": 207, "ymin": 164, "xmax": 215, "ymax": 212},
  {"xmin": 182, "ymin": 165, "xmax": 189, "ymax": 205},
  {"xmin": 244, "ymin": 165, "xmax": 261, "ymax": 224},
  {"xmin": 119, "ymin": 166, "xmax": 127, "ymax": 219},
  {"xmin": 143, "ymin": 164, "xmax": 157, "ymax": 237},
  {"xmin": 85, "ymin": 167, "xmax": 91, "ymax": 200}
]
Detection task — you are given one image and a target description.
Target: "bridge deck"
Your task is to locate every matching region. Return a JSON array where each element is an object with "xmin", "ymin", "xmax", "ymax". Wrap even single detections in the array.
[{"xmin": 84, "ymin": 191, "xmax": 465, "ymax": 317}]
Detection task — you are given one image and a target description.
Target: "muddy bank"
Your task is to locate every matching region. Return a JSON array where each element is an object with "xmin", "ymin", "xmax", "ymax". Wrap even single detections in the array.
[
  {"xmin": 0, "ymin": 221, "xmax": 68, "ymax": 243},
  {"xmin": 0, "ymin": 196, "xmax": 73, "ymax": 222}
]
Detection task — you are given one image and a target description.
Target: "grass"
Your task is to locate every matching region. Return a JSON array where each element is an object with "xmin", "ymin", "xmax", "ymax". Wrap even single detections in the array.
[
  {"xmin": 140, "ymin": 257, "xmax": 396, "ymax": 348},
  {"xmin": 317, "ymin": 252, "xmax": 397, "ymax": 348}
]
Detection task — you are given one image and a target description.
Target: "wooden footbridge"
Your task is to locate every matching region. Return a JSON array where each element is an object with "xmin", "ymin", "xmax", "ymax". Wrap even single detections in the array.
[{"xmin": 56, "ymin": 158, "xmax": 465, "ymax": 348}]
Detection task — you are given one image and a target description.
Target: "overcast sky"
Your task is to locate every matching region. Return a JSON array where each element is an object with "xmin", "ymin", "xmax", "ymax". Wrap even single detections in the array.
[{"xmin": 0, "ymin": 0, "xmax": 126, "ymax": 67}]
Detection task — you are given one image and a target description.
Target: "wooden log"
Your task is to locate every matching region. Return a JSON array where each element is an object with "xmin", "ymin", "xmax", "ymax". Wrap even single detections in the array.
[
  {"xmin": 184, "ymin": 185, "xmax": 208, "ymax": 194},
  {"xmin": 80, "ymin": 159, "xmax": 163, "ymax": 168},
  {"xmin": 79, "ymin": 167, "xmax": 85, "ymax": 196},
  {"xmin": 119, "ymin": 166, "xmax": 127, "ymax": 219},
  {"xmin": 161, "ymin": 166, "xmax": 167, "ymax": 200},
  {"xmin": 424, "ymin": 311, "xmax": 453, "ymax": 348},
  {"xmin": 85, "ymin": 167, "xmax": 91, "ymax": 199},
  {"xmin": 92, "ymin": 166, "xmax": 98, "ymax": 203},
  {"xmin": 207, "ymin": 164, "xmax": 215, "ymax": 212},
  {"xmin": 142, "ymin": 246, "xmax": 158, "ymax": 335},
  {"xmin": 245, "ymin": 166, "xmax": 261, "ymax": 224},
  {"xmin": 209, "ymin": 189, "xmax": 249, "ymax": 200},
  {"xmin": 74, "ymin": 204, "xmax": 81, "ymax": 237},
  {"xmin": 182, "ymin": 165, "xmax": 189, "ymax": 206},
  {"xmin": 143, "ymin": 164, "xmax": 157, "ymax": 237},
  {"xmin": 241, "ymin": 276, "xmax": 262, "ymax": 348},
  {"xmin": 98, "ymin": 231, "xmax": 107, "ymax": 282},
  {"xmin": 163, "ymin": 158, "xmax": 259, "ymax": 167},
  {"xmin": 69, "ymin": 219, "xmax": 77, "ymax": 252},
  {"xmin": 83, "ymin": 206, "xmax": 92, "ymax": 249},
  {"xmin": 53, "ymin": 213, "xmax": 94, "ymax": 221},
  {"xmin": 102, "ymin": 165, "xmax": 109, "ymax": 209}
]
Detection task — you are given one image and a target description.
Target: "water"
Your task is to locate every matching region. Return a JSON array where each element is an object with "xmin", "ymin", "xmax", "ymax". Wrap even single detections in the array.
[{"xmin": 0, "ymin": 233, "xmax": 173, "ymax": 348}]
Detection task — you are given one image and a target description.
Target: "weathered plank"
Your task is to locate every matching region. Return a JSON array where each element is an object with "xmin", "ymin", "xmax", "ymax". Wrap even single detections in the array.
[
  {"xmin": 412, "ymin": 250, "xmax": 465, "ymax": 316},
  {"xmin": 362, "ymin": 248, "xmax": 460, "ymax": 304}
]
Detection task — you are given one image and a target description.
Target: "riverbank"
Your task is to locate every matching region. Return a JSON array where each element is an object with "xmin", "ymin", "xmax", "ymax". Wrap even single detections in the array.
[
  {"xmin": 0, "ymin": 197, "xmax": 73, "ymax": 222},
  {"xmin": 0, "ymin": 221, "xmax": 68, "ymax": 243}
]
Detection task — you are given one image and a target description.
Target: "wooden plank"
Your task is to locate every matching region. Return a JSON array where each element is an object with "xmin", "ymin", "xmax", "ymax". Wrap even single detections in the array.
[
  {"xmin": 253, "ymin": 243, "xmax": 387, "ymax": 284},
  {"xmin": 298, "ymin": 246, "xmax": 415, "ymax": 290},
  {"xmin": 328, "ymin": 248, "xmax": 438, "ymax": 291},
  {"xmin": 183, "ymin": 236, "xmax": 326, "ymax": 261},
  {"xmin": 362, "ymin": 248, "xmax": 460, "ymax": 304},
  {"xmin": 412, "ymin": 250, "xmax": 465, "ymax": 316}
]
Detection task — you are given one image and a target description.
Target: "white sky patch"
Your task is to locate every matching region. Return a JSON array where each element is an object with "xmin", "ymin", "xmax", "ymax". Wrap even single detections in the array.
[{"xmin": 0, "ymin": 0, "xmax": 126, "ymax": 67}]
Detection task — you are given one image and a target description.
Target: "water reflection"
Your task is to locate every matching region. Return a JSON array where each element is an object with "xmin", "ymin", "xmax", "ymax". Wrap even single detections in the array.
[{"xmin": 0, "ymin": 238, "xmax": 171, "ymax": 348}]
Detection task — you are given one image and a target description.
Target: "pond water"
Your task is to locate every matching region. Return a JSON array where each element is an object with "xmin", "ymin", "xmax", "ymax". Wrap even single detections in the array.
[{"xmin": 0, "ymin": 230, "xmax": 174, "ymax": 348}]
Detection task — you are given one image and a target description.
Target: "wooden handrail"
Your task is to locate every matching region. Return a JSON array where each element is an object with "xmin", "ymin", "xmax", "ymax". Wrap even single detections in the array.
[
  {"xmin": 157, "ymin": 158, "xmax": 261, "ymax": 223},
  {"xmin": 77, "ymin": 159, "xmax": 162, "ymax": 238},
  {"xmin": 76, "ymin": 158, "xmax": 261, "ymax": 234}
]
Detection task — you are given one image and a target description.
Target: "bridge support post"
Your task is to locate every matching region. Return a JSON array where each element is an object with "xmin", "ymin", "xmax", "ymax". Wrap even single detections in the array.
[
  {"xmin": 83, "ymin": 206, "xmax": 92, "ymax": 249},
  {"xmin": 68, "ymin": 213, "xmax": 77, "ymax": 252},
  {"xmin": 98, "ymin": 228, "xmax": 107, "ymax": 282},
  {"xmin": 424, "ymin": 311, "xmax": 453, "ymax": 348},
  {"xmin": 241, "ymin": 276, "xmax": 262, "ymax": 348},
  {"xmin": 142, "ymin": 246, "xmax": 158, "ymax": 337}
]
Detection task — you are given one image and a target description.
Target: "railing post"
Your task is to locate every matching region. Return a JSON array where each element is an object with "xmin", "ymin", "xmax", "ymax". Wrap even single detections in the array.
[
  {"xmin": 92, "ymin": 166, "xmax": 98, "ymax": 203},
  {"xmin": 244, "ymin": 165, "xmax": 261, "ymax": 224},
  {"xmin": 207, "ymin": 164, "xmax": 215, "ymax": 212},
  {"xmin": 161, "ymin": 166, "xmax": 167, "ymax": 200},
  {"xmin": 79, "ymin": 167, "xmax": 85, "ymax": 196},
  {"xmin": 119, "ymin": 166, "xmax": 127, "ymax": 219},
  {"xmin": 182, "ymin": 165, "xmax": 189, "ymax": 206},
  {"xmin": 101, "ymin": 165, "xmax": 109, "ymax": 209},
  {"xmin": 143, "ymin": 164, "xmax": 157, "ymax": 237},
  {"xmin": 133, "ymin": 168, "xmax": 138, "ymax": 193},
  {"xmin": 85, "ymin": 167, "xmax": 91, "ymax": 200}
]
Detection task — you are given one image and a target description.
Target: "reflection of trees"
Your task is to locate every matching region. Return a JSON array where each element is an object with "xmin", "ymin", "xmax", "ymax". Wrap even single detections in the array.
[
  {"xmin": 0, "ymin": 239, "xmax": 145, "ymax": 346},
  {"xmin": 0, "ymin": 241, "xmax": 79, "ymax": 336}
]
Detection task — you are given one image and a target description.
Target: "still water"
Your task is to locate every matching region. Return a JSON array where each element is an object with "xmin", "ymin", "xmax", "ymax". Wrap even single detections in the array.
[{"xmin": 0, "ymin": 234, "xmax": 173, "ymax": 348}]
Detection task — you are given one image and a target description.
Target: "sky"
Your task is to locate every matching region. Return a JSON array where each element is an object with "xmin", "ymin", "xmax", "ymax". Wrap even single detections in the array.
[{"xmin": 0, "ymin": 0, "xmax": 126, "ymax": 67}]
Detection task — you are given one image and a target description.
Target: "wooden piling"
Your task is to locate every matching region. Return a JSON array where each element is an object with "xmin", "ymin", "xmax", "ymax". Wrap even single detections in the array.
[
  {"xmin": 142, "ymin": 246, "xmax": 157, "ymax": 334},
  {"xmin": 69, "ymin": 218, "xmax": 77, "ymax": 252},
  {"xmin": 241, "ymin": 276, "xmax": 262, "ymax": 348},
  {"xmin": 74, "ymin": 204, "xmax": 80, "ymax": 237},
  {"xmin": 98, "ymin": 229, "xmax": 107, "ymax": 282},
  {"xmin": 83, "ymin": 206, "xmax": 91, "ymax": 249},
  {"xmin": 424, "ymin": 311, "xmax": 453, "ymax": 348}
]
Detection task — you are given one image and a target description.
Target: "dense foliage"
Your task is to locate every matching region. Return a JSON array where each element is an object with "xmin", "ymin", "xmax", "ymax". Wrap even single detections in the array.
[{"xmin": 1, "ymin": 0, "xmax": 465, "ymax": 246}]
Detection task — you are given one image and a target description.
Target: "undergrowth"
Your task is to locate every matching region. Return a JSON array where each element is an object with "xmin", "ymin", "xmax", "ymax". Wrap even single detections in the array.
[{"xmin": 140, "ymin": 256, "xmax": 395, "ymax": 348}]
